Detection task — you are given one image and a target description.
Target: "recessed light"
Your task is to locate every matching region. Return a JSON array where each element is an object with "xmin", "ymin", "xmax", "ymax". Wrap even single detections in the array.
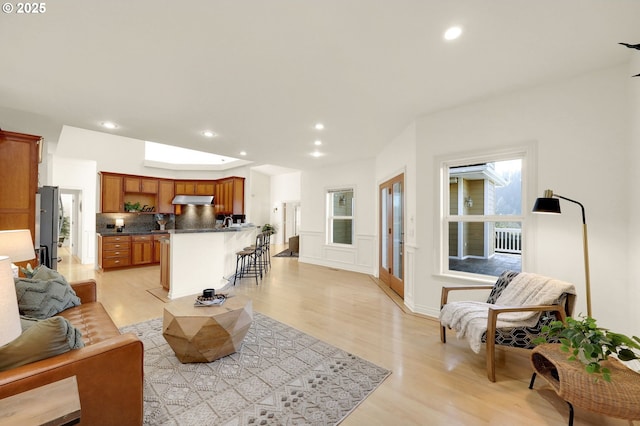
[
  {"xmin": 314, "ymin": 123, "xmax": 324, "ymax": 130},
  {"xmin": 311, "ymin": 151, "xmax": 323, "ymax": 158},
  {"xmin": 240, "ymin": 151, "xmax": 247, "ymax": 156},
  {"xmin": 444, "ymin": 26, "xmax": 462, "ymax": 41},
  {"xmin": 101, "ymin": 121, "xmax": 118, "ymax": 129},
  {"xmin": 202, "ymin": 130, "xmax": 217, "ymax": 138},
  {"xmin": 314, "ymin": 140, "xmax": 322, "ymax": 146}
]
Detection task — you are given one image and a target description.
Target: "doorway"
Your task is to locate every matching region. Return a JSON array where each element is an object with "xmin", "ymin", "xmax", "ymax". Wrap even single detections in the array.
[
  {"xmin": 379, "ymin": 174, "xmax": 404, "ymax": 298},
  {"xmin": 59, "ymin": 189, "xmax": 82, "ymax": 262}
]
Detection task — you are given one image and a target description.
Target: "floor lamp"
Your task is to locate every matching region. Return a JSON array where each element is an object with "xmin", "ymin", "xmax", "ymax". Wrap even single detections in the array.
[{"xmin": 532, "ymin": 189, "xmax": 592, "ymax": 318}]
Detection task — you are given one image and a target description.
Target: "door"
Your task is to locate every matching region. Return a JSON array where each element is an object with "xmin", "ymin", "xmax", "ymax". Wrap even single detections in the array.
[{"xmin": 379, "ymin": 174, "xmax": 404, "ymax": 298}]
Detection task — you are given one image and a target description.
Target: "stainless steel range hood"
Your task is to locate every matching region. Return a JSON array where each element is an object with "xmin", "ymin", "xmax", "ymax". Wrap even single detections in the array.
[{"xmin": 171, "ymin": 195, "xmax": 214, "ymax": 205}]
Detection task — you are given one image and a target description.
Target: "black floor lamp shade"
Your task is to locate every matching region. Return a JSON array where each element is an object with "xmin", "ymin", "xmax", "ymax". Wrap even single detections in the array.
[{"xmin": 532, "ymin": 196, "xmax": 561, "ymax": 214}]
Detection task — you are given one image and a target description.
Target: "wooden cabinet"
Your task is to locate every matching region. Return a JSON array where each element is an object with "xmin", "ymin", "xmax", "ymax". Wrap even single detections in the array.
[
  {"xmin": 98, "ymin": 233, "xmax": 167, "ymax": 270},
  {"xmin": 0, "ymin": 130, "xmax": 41, "ymax": 239},
  {"xmin": 175, "ymin": 181, "xmax": 196, "ymax": 195},
  {"xmin": 214, "ymin": 177, "xmax": 245, "ymax": 215},
  {"xmin": 196, "ymin": 181, "xmax": 215, "ymax": 195},
  {"xmin": 98, "ymin": 235, "xmax": 131, "ymax": 269},
  {"xmin": 175, "ymin": 180, "xmax": 215, "ymax": 196},
  {"xmin": 131, "ymin": 235, "xmax": 153, "ymax": 265},
  {"xmin": 124, "ymin": 177, "xmax": 158, "ymax": 194},
  {"xmin": 100, "ymin": 173, "xmax": 124, "ymax": 213},
  {"xmin": 160, "ymin": 238, "xmax": 170, "ymax": 290},
  {"xmin": 153, "ymin": 233, "xmax": 169, "ymax": 263},
  {"xmin": 100, "ymin": 172, "xmax": 245, "ymax": 215},
  {"xmin": 157, "ymin": 180, "xmax": 174, "ymax": 213}
]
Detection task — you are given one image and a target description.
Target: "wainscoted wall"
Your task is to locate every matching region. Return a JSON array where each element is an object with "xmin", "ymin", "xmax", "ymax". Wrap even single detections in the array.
[{"xmin": 298, "ymin": 231, "xmax": 376, "ymax": 275}]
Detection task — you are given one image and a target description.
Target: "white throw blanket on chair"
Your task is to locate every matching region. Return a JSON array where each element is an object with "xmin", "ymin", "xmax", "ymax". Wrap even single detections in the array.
[{"xmin": 439, "ymin": 273, "xmax": 576, "ymax": 353}]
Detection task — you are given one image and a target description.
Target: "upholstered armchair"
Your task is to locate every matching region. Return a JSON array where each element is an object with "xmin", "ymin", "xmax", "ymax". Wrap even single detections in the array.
[{"xmin": 440, "ymin": 270, "xmax": 576, "ymax": 382}]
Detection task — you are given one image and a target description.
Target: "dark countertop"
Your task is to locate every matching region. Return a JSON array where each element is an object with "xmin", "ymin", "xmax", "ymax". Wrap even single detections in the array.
[
  {"xmin": 97, "ymin": 225, "xmax": 258, "ymax": 236},
  {"xmin": 97, "ymin": 230, "xmax": 170, "ymax": 236},
  {"xmin": 170, "ymin": 225, "xmax": 259, "ymax": 234}
]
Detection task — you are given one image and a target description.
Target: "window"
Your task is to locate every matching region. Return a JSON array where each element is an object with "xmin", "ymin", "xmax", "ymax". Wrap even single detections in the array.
[
  {"xmin": 327, "ymin": 188, "xmax": 354, "ymax": 245},
  {"xmin": 439, "ymin": 147, "xmax": 532, "ymax": 279}
]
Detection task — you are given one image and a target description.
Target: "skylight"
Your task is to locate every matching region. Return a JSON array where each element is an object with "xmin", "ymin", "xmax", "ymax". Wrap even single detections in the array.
[{"xmin": 145, "ymin": 141, "xmax": 239, "ymax": 165}]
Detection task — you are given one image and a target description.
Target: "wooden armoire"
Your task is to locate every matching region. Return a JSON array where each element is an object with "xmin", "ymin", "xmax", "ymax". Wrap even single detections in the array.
[{"xmin": 0, "ymin": 129, "xmax": 42, "ymax": 243}]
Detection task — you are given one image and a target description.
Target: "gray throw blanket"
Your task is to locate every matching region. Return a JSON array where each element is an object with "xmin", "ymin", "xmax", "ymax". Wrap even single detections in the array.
[{"xmin": 439, "ymin": 272, "xmax": 576, "ymax": 353}]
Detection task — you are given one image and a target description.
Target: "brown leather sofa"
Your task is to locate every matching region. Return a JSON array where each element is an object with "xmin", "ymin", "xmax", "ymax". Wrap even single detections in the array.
[{"xmin": 0, "ymin": 279, "xmax": 144, "ymax": 425}]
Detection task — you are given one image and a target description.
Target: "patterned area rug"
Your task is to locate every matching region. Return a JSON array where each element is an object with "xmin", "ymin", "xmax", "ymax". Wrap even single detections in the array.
[
  {"xmin": 120, "ymin": 312, "xmax": 390, "ymax": 425},
  {"xmin": 274, "ymin": 249, "xmax": 298, "ymax": 257}
]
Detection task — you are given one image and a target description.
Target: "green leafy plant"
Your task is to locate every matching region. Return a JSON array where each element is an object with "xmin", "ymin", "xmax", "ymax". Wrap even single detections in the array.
[
  {"xmin": 535, "ymin": 316, "xmax": 640, "ymax": 382},
  {"xmin": 124, "ymin": 201, "xmax": 141, "ymax": 212},
  {"xmin": 262, "ymin": 223, "xmax": 276, "ymax": 233}
]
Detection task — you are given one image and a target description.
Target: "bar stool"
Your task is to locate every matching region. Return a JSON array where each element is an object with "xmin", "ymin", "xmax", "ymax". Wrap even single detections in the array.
[
  {"xmin": 244, "ymin": 233, "xmax": 266, "ymax": 279},
  {"xmin": 262, "ymin": 231, "xmax": 272, "ymax": 271},
  {"xmin": 232, "ymin": 247, "xmax": 259, "ymax": 286}
]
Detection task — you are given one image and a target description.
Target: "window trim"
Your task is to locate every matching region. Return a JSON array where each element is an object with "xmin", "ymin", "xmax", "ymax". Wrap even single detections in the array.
[
  {"xmin": 326, "ymin": 187, "xmax": 355, "ymax": 246},
  {"xmin": 436, "ymin": 143, "xmax": 537, "ymax": 280}
]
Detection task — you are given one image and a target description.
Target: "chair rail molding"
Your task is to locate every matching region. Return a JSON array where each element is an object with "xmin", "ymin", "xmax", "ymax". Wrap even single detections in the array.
[{"xmin": 298, "ymin": 231, "xmax": 376, "ymax": 275}]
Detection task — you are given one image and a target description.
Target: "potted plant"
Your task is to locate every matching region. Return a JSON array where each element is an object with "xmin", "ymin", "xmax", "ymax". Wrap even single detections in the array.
[
  {"xmin": 262, "ymin": 223, "xmax": 276, "ymax": 233},
  {"xmin": 58, "ymin": 216, "xmax": 70, "ymax": 246},
  {"xmin": 535, "ymin": 315, "xmax": 640, "ymax": 382},
  {"xmin": 124, "ymin": 201, "xmax": 141, "ymax": 212}
]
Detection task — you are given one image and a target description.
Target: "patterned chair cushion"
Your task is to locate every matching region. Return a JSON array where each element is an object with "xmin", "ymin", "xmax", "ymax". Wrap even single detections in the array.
[
  {"xmin": 486, "ymin": 270, "xmax": 520, "ymax": 303},
  {"xmin": 482, "ymin": 272, "xmax": 568, "ymax": 349}
]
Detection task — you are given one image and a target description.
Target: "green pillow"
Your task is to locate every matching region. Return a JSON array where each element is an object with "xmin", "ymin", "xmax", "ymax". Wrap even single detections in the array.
[
  {"xmin": 0, "ymin": 316, "xmax": 84, "ymax": 371},
  {"xmin": 14, "ymin": 265, "xmax": 81, "ymax": 319}
]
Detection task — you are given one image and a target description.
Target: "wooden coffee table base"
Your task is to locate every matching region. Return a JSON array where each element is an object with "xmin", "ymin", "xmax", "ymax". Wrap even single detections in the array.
[{"xmin": 162, "ymin": 295, "xmax": 253, "ymax": 363}]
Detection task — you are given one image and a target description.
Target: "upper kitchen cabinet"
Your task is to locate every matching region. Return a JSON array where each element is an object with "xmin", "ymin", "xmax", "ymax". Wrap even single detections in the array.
[
  {"xmin": 0, "ymin": 130, "xmax": 41, "ymax": 239},
  {"xmin": 100, "ymin": 173, "xmax": 124, "ymax": 213},
  {"xmin": 174, "ymin": 181, "xmax": 196, "ymax": 195},
  {"xmin": 124, "ymin": 176, "xmax": 158, "ymax": 194},
  {"xmin": 174, "ymin": 180, "xmax": 215, "ymax": 196},
  {"xmin": 214, "ymin": 177, "xmax": 245, "ymax": 215},
  {"xmin": 196, "ymin": 181, "xmax": 215, "ymax": 195}
]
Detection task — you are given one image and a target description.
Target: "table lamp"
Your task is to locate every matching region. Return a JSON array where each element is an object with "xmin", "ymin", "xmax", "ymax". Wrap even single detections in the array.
[
  {"xmin": 532, "ymin": 189, "xmax": 591, "ymax": 317},
  {"xmin": 0, "ymin": 229, "xmax": 37, "ymax": 277},
  {"xmin": 0, "ymin": 256, "xmax": 21, "ymax": 346}
]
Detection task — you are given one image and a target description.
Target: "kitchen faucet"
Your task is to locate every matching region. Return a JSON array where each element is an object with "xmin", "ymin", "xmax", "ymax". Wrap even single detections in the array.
[{"xmin": 223, "ymin": 215, "xmax": 233, "ymax": 227}]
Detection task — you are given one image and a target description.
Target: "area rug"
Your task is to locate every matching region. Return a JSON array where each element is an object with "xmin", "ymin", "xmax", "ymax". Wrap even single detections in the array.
[
  {"xmin": 120, "ymin": 312, "xmax": 390, "ymax": 425},
  {"xmin": 274, "ymin": 249, "xmax": 298, "ymax": 257}
]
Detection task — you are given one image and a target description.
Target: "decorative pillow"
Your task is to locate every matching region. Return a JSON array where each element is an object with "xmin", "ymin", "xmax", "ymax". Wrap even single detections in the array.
[
  {"xmin": 14, "ymin": 265, "xmax": 81, "ymax": 319},
  {"xmin": 0, "ymin": 316, "xmax": 84, "ymax": 371}
]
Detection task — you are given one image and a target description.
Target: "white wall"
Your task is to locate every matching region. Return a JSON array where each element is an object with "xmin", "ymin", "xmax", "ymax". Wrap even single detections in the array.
[
  {"xmin": 411, "ymin": 64, "xmax": 633, "ymax": 334},
  {"xmin": 299, "ymin": 158, "xmax": 376, "ymax": 274},
  {"xmin": 247, "ymin": 169, "xmax": 271, "ymax": 228},
  {"xmin": 375, "ymin": 121, "xmax": 418, "ymax": 307},
  {"xmin": 50, "ymin": 156, "xmax": 97, "ymax": 264},
  {"xmin": 49, "ymin": 126, "xmax": 259, "ymax": 266},
  {"xmin": 270, "ymin": 171, "xmax": 301, "ymax": 244},
  {"xmin": 628, "ymin": 54, "xmax": 640, "ymax": 332}
]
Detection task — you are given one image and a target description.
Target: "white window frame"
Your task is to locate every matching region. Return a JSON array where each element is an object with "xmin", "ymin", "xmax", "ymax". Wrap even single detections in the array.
[
  {"xmin": 326, "ymin": 187, "xmax": 355, "ymax": 246},
  {"xmin": 436, "ymin": 143, "xmax": 537, "ymax": 281}
]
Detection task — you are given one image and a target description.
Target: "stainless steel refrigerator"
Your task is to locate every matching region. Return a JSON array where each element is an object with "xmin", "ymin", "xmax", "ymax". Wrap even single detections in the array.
[{"xmin": 35, "ymin": 186, "xmax": 60, "ymax": 269}]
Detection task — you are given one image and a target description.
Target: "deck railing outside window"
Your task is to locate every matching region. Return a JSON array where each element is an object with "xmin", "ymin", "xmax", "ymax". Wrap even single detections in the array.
[{"xmin": 495, "ymin": 228, "xmax": 522, "ymax": 254}]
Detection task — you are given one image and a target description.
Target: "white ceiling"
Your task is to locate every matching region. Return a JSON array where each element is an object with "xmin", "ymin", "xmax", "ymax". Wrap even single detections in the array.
[{"xmin": 1, "ymin": 0, "xmax": 639, "ymax": 171}]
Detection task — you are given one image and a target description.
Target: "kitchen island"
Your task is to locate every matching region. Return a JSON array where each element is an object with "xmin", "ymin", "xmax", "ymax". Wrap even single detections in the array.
[{"xmin": 167, "ymin": 226, "xmax": 258, "ymax": 299}]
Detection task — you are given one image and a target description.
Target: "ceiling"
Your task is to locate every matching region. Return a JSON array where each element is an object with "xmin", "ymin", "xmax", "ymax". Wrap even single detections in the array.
[{"xmin": 1, "ymin": 0, "xmax": 639, "ymax": 172}]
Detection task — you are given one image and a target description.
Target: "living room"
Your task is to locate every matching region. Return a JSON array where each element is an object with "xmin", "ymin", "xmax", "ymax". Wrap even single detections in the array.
[{"xmin": 2, "ymin": 1, "xmax": 640, "ymax": 425}]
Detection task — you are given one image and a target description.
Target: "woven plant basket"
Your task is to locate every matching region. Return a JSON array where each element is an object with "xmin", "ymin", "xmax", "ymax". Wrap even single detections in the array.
[{"xmin": 531, "ymin": 344, "xmax": 640, "ymax": 420}]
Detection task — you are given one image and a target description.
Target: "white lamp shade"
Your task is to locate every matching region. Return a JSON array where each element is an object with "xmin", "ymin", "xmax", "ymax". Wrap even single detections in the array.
[
  {"xmin": 0, "ymin": 256, "xmax": 21, "ymax": 346},
  {"xmin": 115, "ymin": 219, "xmax": 124, "ymax": 227},
  {"xmin": 0, "ymin": 229, "xmax": 36, "ymax": 262}
]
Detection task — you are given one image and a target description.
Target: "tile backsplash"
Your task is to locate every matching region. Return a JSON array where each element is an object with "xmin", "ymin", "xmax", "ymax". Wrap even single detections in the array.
[{"xmin": 96, "ymin": 213, "xmax": 175, "ymax": 233}]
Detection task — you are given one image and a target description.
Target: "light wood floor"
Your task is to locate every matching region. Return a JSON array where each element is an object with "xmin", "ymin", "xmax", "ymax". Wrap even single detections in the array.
[{"xmin": 58, "ymin": 246, "xmax": 635, "ymax": 426}]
